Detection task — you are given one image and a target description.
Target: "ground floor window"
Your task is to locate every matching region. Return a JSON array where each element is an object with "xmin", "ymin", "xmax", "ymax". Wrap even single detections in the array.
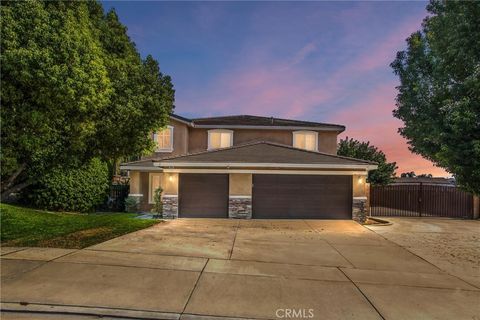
[{"xmin": 149, "ymin": 173, "xmax": 162, "ymax": 203}]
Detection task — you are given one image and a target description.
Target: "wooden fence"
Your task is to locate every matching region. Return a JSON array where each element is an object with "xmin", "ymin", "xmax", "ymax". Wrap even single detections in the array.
[{"xmin": 370, "ymin": 183, "xmax": 473, "ymax": 218}]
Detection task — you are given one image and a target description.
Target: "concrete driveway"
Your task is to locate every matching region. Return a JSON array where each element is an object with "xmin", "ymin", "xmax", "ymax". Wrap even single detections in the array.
[{"xmin": 2, "ymin": 219, "xmax": 479, "ymax": 320}]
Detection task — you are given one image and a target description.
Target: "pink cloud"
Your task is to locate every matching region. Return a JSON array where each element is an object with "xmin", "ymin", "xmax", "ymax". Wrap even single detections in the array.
[{"xmin": 330, "ymin": 84, "xmax": 448, "ymax": 177}]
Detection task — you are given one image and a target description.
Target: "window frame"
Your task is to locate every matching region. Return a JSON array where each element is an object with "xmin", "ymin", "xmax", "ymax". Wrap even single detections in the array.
[
  {"xmin": 149, "ymin": 173, "xmax": 162, "ymax": 204},
  {"xmin": 154, "ymin": 125, "xmax": 174, "ymax": 152},
  {"xmin": 292, "ymin": 130, "xmax": 319, "ymax": 151},
  {"xmin": 207, "ymin": 129, "xmax": 234, "ymax": 150}
]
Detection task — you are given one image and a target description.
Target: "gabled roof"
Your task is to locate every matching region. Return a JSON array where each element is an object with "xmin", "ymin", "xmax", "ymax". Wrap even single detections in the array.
[
  {"xmin": 169, "ymin": 114, "xmax": 345, "ymax": 132},
  {"xmin": 155, "ymin": 141, "xmax": 377, "ymax": 169}
]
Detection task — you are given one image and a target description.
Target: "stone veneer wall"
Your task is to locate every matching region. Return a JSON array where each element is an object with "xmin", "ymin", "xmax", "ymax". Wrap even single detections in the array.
[
  {"xmin": 162, "ymin": 196, "xmax": 178, "ymax": 219},
  {"xmin": 352, "ymin": 197, "xmax": 368, "ymax": 223},
  {"xmin": 229, "ymin": 196, "xmax": 252, "ymax": 219}
]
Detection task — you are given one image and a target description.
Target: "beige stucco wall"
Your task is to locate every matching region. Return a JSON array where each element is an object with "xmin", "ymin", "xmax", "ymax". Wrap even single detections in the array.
[
  {"xmin": 318, "ymin": 131, "xmax": 338, "ymax": 154},
  {"xmin": 188, "ymin": 128, "xmax": 209, "ymax": 153},
  {"xmin": 129, "ymin": 171, "xmax": 141, "ymax": 194},
  {"xmin": 353, "ymin": 175, "xmax": 367, "ymax": 197},
  {"xmin": 187, "ymin": 128, "xmax": 339, "ymax": 155},
  {"xmin": 162, "ymin": 172, "xmax": 179, "ymax": 196},
  {"xmin": 229, "ymin": 173, "xmax": 252, "ymax": 196}
]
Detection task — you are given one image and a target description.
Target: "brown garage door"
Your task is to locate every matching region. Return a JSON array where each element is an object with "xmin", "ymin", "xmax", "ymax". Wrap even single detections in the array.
[
  {"xmin": 252, "ymin": 174, "xmax": 352, "ymax": 219},
  {"xmin": 178, "ymin": 174, "xmax": 229, "ymax": 218}
]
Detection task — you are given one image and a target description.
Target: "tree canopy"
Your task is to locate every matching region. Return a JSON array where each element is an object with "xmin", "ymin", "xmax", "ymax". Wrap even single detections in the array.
[
  {"xmin": 1, "ymin": 0, "xmax": 174, "ymax": 200},
  {"xmin": 337, "ymin": 138, "xmax": 397, "ymax": 185},
  {"xmin": 391, "ymin": 0, "xmax": 480, "ymax": 194}
]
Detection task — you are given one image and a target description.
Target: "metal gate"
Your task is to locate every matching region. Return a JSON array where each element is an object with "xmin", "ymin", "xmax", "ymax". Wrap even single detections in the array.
[{"xmin": 370, "ymin": 183, "xmax": 473, "ymax": 218}]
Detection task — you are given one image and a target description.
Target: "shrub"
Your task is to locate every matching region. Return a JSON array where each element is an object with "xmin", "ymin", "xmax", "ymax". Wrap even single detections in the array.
[
  {"xmin": 30, "ymin": 158, "xmax": 109, "ymax": 212},
  {"xmin": 151, "ymin": 187, "xmax": 163, "ymax": 217},
  {"xmin": 124, "ymin": 196, "xmax": 139, "ymax": 213}
]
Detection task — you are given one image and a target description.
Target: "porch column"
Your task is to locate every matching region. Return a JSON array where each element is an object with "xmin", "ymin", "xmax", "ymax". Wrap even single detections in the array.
[
  {"xmin": 162, "ymin": 172, "xmax": 179, "ymax": 219},
  {"xmin": 352, "ymin": 175, "xmax": 368, "ymax": 223},
  {"xmin": 128, "ymin": 171, "xmax": 144, "ymax": 201},
  {"xmin": 228, "ymin": 173, "xmax": 252, "ymax": 219}
]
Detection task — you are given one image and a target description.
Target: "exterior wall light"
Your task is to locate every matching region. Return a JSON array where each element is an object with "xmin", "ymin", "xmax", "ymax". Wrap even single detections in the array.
[
  {"xmin": 169, "ymin": 175, "xmax": 174, "ymax": 182},
  {"xmin": 358, "ymin": 177, "xmax": 364, "ymax": 184}
]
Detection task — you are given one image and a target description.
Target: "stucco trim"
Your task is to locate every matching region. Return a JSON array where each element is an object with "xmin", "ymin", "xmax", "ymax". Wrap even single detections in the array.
[
  {"xmin": 229, "ymin": 195, "xmax": 252, "ymax": 199},
  {"xmin": 128, "ymin": 193, "xmax": 143, "ymax": 197},
  {"xmin": 163, "ymin": 194, "xmax": 178, "ymax": 198},
  {"xmin": 293, "ymin": 130, "xmax": 319, "ymax": 152},
  {"xmin": 353, "ymin": 196, "xmax": 368, "ymax": 200},
  {"xmin": 162, "ymin": 168, "xmax": 368, "ymax": 175},
  {"xmin": 154, "ymin": 125, "xmax": 174, "ymax": 153},
  {"xmin": 207, "ymin": 129, "xmax": 234, "ymax": 150}
]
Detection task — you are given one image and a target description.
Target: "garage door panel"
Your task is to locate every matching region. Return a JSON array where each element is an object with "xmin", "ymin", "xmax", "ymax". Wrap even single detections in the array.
[
  {"xmin": 179, "ymin": 174, "xmax": 228, "ymax": 218},
  {"xmin": 252, "ymin": 175, "xmax": 352, "ymax": 219}
]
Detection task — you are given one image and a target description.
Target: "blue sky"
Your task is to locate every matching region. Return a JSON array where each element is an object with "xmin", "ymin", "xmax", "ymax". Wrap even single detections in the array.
[{"xmin": 102, "ymin": 1, "xmax": 446, "ymax": 176}]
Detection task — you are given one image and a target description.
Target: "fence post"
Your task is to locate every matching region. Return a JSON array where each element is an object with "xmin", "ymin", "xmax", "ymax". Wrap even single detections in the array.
[
  {"xmin": 418, "ymin": 182, "xmax": 423, "ymax": 217},
  {"xmin": 474, "ymin": 195, "xmax": 480, "ymax": 219}
]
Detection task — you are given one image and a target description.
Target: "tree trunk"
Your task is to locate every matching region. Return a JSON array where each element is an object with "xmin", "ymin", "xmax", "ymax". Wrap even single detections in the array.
[
  {"xmin": 1, "ymin": 163, "xmax": 26, "ymax": 193},
  {"xmin": 1, "ymin": 180, "xmax": 34, "ymax": 203}
]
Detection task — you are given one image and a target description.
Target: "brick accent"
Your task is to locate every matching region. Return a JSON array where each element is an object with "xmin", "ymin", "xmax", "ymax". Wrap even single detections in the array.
[
  {"xmin": 162, "ymin": 196, "xmax": 178, "ymax": 219},
  {"xmin": 229, "ymin": 196, "xmax": 252, "ymax": 219},
  {"xmin": 352, "ymin": 197, "xmax": 368, "ymax": 223}
]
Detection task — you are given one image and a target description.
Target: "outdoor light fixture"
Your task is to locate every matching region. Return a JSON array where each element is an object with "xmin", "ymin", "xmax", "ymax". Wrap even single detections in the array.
[
  {"xmin": 358, "ymin": 177, "xmax": 364, "ymax": 184},
  {"xmin": 169, "ymin": 175, "xmax": 174, "ymax": 182}
]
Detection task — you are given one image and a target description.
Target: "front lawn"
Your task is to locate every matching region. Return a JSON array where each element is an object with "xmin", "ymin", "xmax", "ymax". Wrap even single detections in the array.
[{"xmin": 0, "ymin": 203, "xmax": 158, "ymax": 248}]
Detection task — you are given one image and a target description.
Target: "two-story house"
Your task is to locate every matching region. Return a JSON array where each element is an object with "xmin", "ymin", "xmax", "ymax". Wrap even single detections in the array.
[{"xmin": 120, "ymin": 114, "xmax": 377, "ymax": 220}]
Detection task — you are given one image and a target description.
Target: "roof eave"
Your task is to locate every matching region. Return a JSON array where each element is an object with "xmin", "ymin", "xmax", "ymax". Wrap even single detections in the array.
[{"xmin": 191, "ymin": 124, "xmax": 345, "ymax": 132}]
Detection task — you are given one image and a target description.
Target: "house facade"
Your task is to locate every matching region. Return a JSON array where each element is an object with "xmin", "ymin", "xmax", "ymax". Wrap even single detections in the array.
[{"xmin": 120, "ymin": 114, "xmax": 377, "ymax": 221}]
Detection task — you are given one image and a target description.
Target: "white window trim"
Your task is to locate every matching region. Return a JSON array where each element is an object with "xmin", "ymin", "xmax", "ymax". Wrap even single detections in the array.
[
  {"xmin": 292, "ymin": 130, "xmax": 318, "ymax": 151},
  {"xmin": 148, "ymin": 173, "xmax": 163, "ymax": 204},
  {"xmin": 207, "ymin": 129, "xmax": 234, "ymax": 150},
  {"xmin": 155, "ymin": 126, "xmax": 174, "ymax": 153}
]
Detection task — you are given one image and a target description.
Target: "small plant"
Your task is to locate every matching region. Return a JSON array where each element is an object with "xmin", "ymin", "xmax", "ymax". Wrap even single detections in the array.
[
  {"xmin": 151, "ymin": 187, "xmax": 163, "ymax": 218},
  {"xmin": 124, "ymin": 196, "xmax": 139, "ymax": 213}
]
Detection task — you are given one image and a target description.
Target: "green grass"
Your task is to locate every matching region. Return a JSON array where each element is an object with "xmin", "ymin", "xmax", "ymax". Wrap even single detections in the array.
[{"xmin": 0, "ymin": 203, "xmax": 158, "ymax": 248}]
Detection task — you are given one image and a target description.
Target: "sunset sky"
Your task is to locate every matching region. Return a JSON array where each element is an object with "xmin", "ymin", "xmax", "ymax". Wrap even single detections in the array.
[{"xmin": 103, "ymin": 1, "xmax": 448, "ymax": 177}]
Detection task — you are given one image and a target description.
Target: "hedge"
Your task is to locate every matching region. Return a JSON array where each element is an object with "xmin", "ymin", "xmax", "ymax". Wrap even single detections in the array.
[{"xmin": 31, "ymin": 158, "xmax": 109, "ymax": 212}]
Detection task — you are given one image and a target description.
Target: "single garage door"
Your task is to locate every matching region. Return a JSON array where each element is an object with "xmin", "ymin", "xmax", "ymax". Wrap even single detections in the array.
[
  {"xmin": 252, "ymin": 174, "xmax": 352, "ymax": 219},
  {"xmin": 178, "ymin": 173, "xmax": 229, "ymax": 218}
]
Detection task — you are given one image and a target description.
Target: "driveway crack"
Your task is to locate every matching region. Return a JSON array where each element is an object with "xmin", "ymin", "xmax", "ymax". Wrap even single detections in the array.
[
  {"xmin": 338, "ymin": 268, "xmax": 386, "ymax": 320},
  {"xmin": 228, "ymin": 220, "xmax": 240, "ymax": 260},
  {"xmin": 182, "ymin": 258, "xmax": 209, "ymax": 315}
]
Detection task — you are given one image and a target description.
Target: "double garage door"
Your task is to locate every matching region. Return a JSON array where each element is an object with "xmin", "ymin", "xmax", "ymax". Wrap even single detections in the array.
[{"xmin": 178, "ymin": 173, "xmax": 352, "ymax": 219}]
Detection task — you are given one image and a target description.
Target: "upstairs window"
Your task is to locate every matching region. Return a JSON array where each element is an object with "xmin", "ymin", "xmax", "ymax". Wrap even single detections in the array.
[
  {"xmin": 293, "ymin": 131, "xmax": 318, "ymax": 151},
  {"xmin": 153, "ymin": 126, "xmax": 173, "ymax": 152},
  {"xmin": 208, "ymin": 129, "xmax": 233, "ymax": 149}
]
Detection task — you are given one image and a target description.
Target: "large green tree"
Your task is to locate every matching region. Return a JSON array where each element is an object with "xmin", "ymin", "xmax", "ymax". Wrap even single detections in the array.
[
  {"xmin": 337, "ymin": 138, "xmax": 397, "ymax": 185},
  {"xmin": 391, "ymin": 0, "xmax": 480, "ymax": 194},
  {"xmin": 87, "ymin": 6, "xmax": 174, "ymax": 175},
  {"xmin": 1, "ymin": 1, "xmax": 111, "ymax": 199},
  {"xmin": 1, "ymin": 1, "xmax": 174, "ymax": 201}
]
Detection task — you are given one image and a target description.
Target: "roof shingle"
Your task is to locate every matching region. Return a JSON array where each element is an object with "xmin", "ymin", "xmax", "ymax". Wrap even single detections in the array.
[{"xmin": 157, "ymin": 141, "xmax": 376, "ymax": 166}]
